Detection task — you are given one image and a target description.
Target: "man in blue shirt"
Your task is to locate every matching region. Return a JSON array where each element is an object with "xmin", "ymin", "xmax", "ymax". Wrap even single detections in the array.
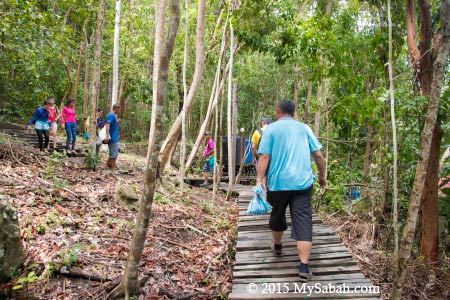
[
  {"xmin": 103, "ymin": 104, "xmax": 121, "ymax": 171},
  {"xmin": 256, "ymin": 99, "xmax": 326, "ymax": 282}
]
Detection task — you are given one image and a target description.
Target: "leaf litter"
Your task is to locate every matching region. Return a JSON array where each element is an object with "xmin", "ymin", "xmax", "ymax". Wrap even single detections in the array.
[{"xmin": 0, "ymin": 135, "xmax": 238, "ymax": 299}]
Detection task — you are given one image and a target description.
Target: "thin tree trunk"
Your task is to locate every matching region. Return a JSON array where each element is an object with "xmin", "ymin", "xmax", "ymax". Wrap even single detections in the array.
[
  {"xmin": 293, "ymin": 64, "xmax": 299, "ymax": 109},
  {"xmin": 387, "ymin": 0, "xmax": 399, "ymax": 259},
  {"xmin": 60, "ymin": 5, "xmax": 74, "ymax": 98},
  {"xmin": 218, "ymin": 83, "xmax": 225, "ymax": 177},
  {"xmin": 232, "ymin": 83, "xmax": 238, "ymax": 173},
  {"xmin": 313, "ymin": 84, "xmax": 321, "ymax": 137},
  {"xmin": 74, "ymin": 40, "xmax": 84, "ymax": 101},
  {"xmin": 227, "ymin": 22, "xmax": 234, "ymax": 195},
  {"xmin": 159, "ymin": 0, "xmax": 207, "ymax": 170},
  {"xmin": 185, "ymin": 20, "xmax": 229, "ymax": 169},
  {"xmin": 88, "ymin": 0, "xmax": 106, "ymax": 154},
  {"xmin": 118, "ymin": 0, "xmax": 135, "ymax": 118},
  {"xmin": 180, "ymin": 0, "xmax": 189, "ymax": 193},
  {"xmin": 391, "ymin": 2, "xmax": 450, "ymax": 298},
  {"xmin": 303, "ymin": 82, "xmax": 312, "ymax": 124},
  {"xmin": 108, "ymin": 0, "xmax": 180, "ymax": 298},
  {"xmin": 82, "ymin": 23, "xmax": 90, "ymax": 122},
  {"xmin": 111, "ymin": 0, "xmax": 121, "ymax": 109},
  {"xmin": 363, "ymin": 124, "xmax": 373, "ymax": 179}
]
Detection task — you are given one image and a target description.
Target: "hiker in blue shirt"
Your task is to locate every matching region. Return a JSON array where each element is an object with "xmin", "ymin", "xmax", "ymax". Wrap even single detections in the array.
[
  {"xmin": 256, "ymin": 99, "xmax": 326, "ymax": 283},
  {"xmin": 102, "ymin": 104, "xmax": 121, "ymax": 172},
  {"xmin": 28, "ymin": 100, "xmax": 50, "ymax": 152}
]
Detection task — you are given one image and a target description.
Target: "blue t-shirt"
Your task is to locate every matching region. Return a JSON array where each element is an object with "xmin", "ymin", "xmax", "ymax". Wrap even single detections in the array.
[
  {"xmin": 29, "ymin": 107, "xmax": 48, "ymax": 125},
  {"xmin": 258, "ymin": 117, "xmax": 322, "ymax": 191},
  {"xmin": 106, "ymin": 112, "xmax": 119, "ymax": 143}
]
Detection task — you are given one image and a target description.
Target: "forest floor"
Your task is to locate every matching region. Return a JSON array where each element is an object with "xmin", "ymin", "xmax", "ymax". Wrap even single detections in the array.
[
  {"xmin": 0, "ymin": 133, "xmax": 238, "ymax": 300},
  {"xmin": 322, "ymin": 213, "xmax": 450, "ymax": 300}
]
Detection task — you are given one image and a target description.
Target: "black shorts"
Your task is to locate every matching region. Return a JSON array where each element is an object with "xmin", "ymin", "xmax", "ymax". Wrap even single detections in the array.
[{"xmin": 267, "ymin": 185, "xmax": 313, "ymax": 242}]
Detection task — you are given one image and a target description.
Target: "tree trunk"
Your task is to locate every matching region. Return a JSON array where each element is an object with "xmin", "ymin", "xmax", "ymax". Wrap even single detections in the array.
[
  {"xmin": 108, "ymin": 0, "xmax": 180, "ymax": 298},
  {"xmin": 405, "ymin": 0, "xmax": 444, "ymax": 264},
  {"xmin": 82, "ymin": 23, "xmax": 90, "ymax": 122},
  {"xmin": 74, "ymin": 40, "xmax": 84, "ymax": 101},
  {"xmin": 185, "ymin": 59, "xmax": 228, "ymax": 170},
  {"xmin": 387, "ymin": 0, "xmax": 399, "ymax": 259},
  {"xmin": 227, "ymin": 22, "xmax": 235, "ymax": 194},
  {"xmin": 88, "ymin": 0, "xmax": 106, "ymax": 153},
  {"xmin": 420, "ymin": 124, "xmax": 443, "ymax": 263},
  {"xmin": 363, "ymin": 124, "xmax": 373, "ymax": 179},
  {"xmin": 111, "ymin": 0, "xmax": 122, "ymax": 109},
  {"xmin": 313, "ymin": 84, "xmax": 321, "ymax": 137},
  {"xmin": 391, "ymin": 1, "xmax": 450, "ymax": 298},
  {"xmin": 159, "ymin": 0, "xmax": 207, "ymax": 171},
  {"xmin": 303, "ymin": 82, "xmax": 312, "ymax": 124},
  {"xmin": 180, "ymin": 0, "xmax": 189, "ymax": 193},
  {"xmin": 293, "ymin": 64, "xmax": 299, "ymax": 107},
  {"xmin": 185, "ymin": 20, "xmax": 230, "ymax": 169},
  {"xmin": 232, "ymin": 82, "xmax": 238, "ymax": 180}
]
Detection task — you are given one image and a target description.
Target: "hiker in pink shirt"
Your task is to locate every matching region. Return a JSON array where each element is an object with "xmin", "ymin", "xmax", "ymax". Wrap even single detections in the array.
[
  {"xmin": 200, "ymin": 131, "xmax": 219, "ymax": 187},
  {"xmin": 60, "ymin": 98, "xmax": 77, "ymax": 154}
]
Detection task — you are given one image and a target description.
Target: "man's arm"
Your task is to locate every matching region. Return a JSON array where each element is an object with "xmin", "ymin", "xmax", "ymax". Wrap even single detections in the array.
[
  {"xmin": 104, "ymin": 123, "xmax": 111, "ymax": 142},
  {"xmin": 256, "ymin": 154, "xmax": 270, "ymax": 187},
  {"xmin": 252, "ymin": 144, "xmax": 257, "ymax": 164},
  {"xmin": 312, "ymin": 150, "xmax": 326, "ymax": 188}
]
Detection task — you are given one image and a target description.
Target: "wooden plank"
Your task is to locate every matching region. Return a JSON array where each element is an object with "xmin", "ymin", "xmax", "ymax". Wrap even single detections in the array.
[
  {"xmin": 235, "ymin": 246, "xmax": 350, "ymax": 261},
  {"xmin": 236, "ymin": 238, "xmax": 343, "ymax": 251},
  {"xmin": 232, "ymin": 273, "xmax": 371, "ymax": 284},
  {"xmin": 237, "ymin": 228, "xmax": 334, "ymax": 240},
  {"xmin": 234, "ymin": 258, "xmax": 357, "ymax": 271},
  {"xmin": 233, "ymin": 265, "xmax": 362, "ymax": 279}
]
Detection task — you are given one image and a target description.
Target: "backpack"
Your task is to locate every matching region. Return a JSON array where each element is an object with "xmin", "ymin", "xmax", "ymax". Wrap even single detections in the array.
[{"xmin": 255, "ymin": 128, "xmax": 264, "ymax": 159}]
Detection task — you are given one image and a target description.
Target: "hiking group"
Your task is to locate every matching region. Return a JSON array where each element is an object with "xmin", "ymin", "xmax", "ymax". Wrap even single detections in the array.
[{"xmin": 28, "ymin": 96, "xmax": 121, "ymax": 171}]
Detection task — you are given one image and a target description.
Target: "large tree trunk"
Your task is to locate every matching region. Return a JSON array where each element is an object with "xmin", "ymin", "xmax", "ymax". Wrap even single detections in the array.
[
  {"xmin": 108, "ymin": 0, "xmax": 180, "ymax": 298},
  {"xmin": 159, "ymin": 0, "xmax": 207, "ymax": 170},
  {"xmin": 111, "ymin": 0, "xmax": 121, "ymax": 109},
  {"xmin": 420, "ymin": 124, "xmax": 443, "ymax": 262},
  {"xmin": 390, "ymin": 1, "xmax": 450, "ymax": 298},
  {"xmin": 88, "ymin": 0, "xmax": 106, "ymax": 153},
  {"xmin": 405, "ymin": 0, "xmax": 443, "ymax": 264}
]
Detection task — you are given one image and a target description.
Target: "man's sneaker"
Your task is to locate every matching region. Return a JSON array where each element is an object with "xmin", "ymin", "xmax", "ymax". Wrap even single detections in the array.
[
  {"xmin": 199, "ymin": 182, "xmax": 209, "ymax": 187},
  {"xmin": 271, "ymin": 242, "xmax": 282, "ymax": 256}
]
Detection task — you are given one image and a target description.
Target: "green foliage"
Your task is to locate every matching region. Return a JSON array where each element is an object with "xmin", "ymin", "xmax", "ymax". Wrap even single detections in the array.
[
  {"xmin": 84, "ymin": 151, "xmax": 100, "ymax": 170},
  {"xmin": 12, "ymin": 271, "xmax": 39, "ymax": 290},
  {"xmin": 59, "ymin": 244, "xmax": 83, "ymax": 269},
  {"xmin": 440, "ymin": 187, "xmax": 450, "ymax": 232}
]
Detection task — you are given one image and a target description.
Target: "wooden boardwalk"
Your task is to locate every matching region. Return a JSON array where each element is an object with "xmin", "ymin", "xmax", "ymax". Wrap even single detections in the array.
[
  {"xmin": 0, "ymin": 121, "xmax": 86, "ymax": 157},
  {"xmin": 228, "ymin": 184, "xmax": 381, "ymax": 300}
]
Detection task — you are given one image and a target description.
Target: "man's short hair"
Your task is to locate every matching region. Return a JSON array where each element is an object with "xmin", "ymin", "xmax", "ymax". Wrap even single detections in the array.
[
  {"xmin": 204, "ymin": 131, "xmax": 211, "ymax": 136},
  {"xmin": 262, "ymin": 116, "xmax": 272, "ymax": 125},
  {"xmin": 112, "ymin": 104, "xmax": 121, "ymax": 110},
  {"xmin": 277, "ymin": 99, "xmax": 296, "ymax": 116},
  {"xmin": 48, "ymin": 96, "xmax": 55, "ymax": 101}
]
